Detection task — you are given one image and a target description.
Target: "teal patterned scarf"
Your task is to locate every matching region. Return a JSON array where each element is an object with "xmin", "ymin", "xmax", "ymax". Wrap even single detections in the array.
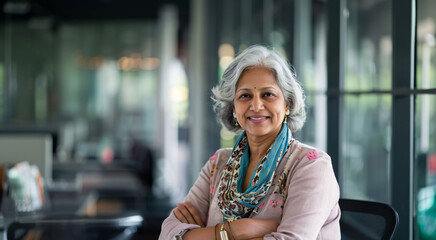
[{"xmin": 217, "ymin": 124, "xmax": 292, "ymax": 220}]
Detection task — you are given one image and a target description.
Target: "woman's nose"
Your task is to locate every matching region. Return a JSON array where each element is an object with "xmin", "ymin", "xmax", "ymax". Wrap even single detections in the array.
[{"xmin": 250, "ymin": 96, "xmax": 264, "ymax": 112}]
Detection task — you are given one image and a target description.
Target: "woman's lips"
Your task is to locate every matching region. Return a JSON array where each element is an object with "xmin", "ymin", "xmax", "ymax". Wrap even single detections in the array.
[{"xmin": 248, "ymin": 116, "xmax": 269, "ymax": 123}]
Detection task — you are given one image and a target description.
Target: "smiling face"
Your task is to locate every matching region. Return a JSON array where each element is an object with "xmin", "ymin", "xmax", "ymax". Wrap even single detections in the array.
[{"xmin": 233, "ymin": 67, "xmax": 288, "ymax": 140}]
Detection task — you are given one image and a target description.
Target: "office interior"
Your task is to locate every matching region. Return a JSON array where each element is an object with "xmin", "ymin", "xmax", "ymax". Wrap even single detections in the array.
[{"xmin": 0, "ymin": 0, "xmax": 435, "ymax": 239}]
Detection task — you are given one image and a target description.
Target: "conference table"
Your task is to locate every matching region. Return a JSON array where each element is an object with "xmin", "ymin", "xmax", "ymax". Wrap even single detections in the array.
[{"xmin": 3, "ymin": 160, "xmax": 145, "ymax": 240}]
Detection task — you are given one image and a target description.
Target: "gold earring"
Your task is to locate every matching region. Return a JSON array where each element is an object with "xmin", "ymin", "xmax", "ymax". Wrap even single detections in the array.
[
  {"xmin": 233, "ymin": 112, "xmax": 239, "ymax": 127},
  {"xmin": 284, "ymin": 109, "xmax": 290, "ymax": 124}
]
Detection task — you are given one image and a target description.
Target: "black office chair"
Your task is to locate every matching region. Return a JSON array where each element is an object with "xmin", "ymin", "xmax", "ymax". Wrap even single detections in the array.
[{"xmin": 339, "ymin": 198, "xmax": 399, "ymax": 240}]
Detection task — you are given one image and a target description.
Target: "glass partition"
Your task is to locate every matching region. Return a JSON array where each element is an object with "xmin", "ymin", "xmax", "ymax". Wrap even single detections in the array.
[
  {"xmin": 342, "ymin": 95, "xmax": 391, "ymax": 202},
  {"xmin": 340, "ymin": 0, "xmax": 392, "ymax": 204},
  {"xmin": 415, "ymin": 1, "xmax": 436, "ymax": 239},
  {"xmin": 415, "ymin": 94, "xmax": 436, "ymax": 240},
  {"xmin": 417, "ymin": 0, "xmax": 436, "ymax": 90},
  {"xmin": 300, "ymin": 1, "xmax": 328, "ymax": 150},
  {"xmin": 345, "ymin": 0, "xmax": 392, "ymax": 91},
  {"xmin": 0, "ymin": 21, "xmax": 57, "ymax": 122},
  {"xmin": 0, "ymin": 20, "xmax": 162, "ymax": 160}
]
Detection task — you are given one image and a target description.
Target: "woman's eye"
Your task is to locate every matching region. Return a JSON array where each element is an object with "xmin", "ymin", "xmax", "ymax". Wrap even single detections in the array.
[
  {"xmin": 239, "ymin": 94, "xmax": 251, "ymax": 99},
  {"xmin": 263, "ymin": 92, "xmax": 275, "ymax": 97}
]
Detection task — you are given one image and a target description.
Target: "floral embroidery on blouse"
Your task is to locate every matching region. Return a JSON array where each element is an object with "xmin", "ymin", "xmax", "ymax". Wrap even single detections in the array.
[
  {"xmin": 306, "ymin": 150, "xmax": 318, "ymax": 160},
  {"xmin": 270, "ymin": 200, "xmax": 278, "ymax": 208},
  {"xmin": 210, "ymin": 163, "xmax": 216, "ymax": 196},
  {"xmin": 209, "ymin": 152, "xmax": 218, "ymax": 199}
]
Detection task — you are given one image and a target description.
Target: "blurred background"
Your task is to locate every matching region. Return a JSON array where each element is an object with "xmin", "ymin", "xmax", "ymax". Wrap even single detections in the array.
[{"xmin": 0, "ymin": 0, "xmax": 435, "ymax": 239}]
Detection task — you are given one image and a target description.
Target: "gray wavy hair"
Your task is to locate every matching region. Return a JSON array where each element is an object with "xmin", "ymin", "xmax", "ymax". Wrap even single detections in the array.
[{"xmin": 211, "ymin": 45, "xmax": 306, "ymax": 133}]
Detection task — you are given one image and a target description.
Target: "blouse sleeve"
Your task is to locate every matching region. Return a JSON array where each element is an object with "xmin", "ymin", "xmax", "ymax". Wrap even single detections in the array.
[
  {"xmin": 158, "ymin": 151, "xmax": 219, "ymax": 240},
  {"xmin": 265, "ymin": 150, "xmax": 340, "ymax": 240}
]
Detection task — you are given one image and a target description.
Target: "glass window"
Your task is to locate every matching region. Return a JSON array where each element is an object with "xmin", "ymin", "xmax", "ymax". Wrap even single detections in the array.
[
  {"xmin": 341, "ymin": 0, "xmax": 393, "ymax": 204},
  {"xmin": 0, "ymin": 20, "xmax": 161, "ymax": 158},
  {"xmin": 0, "ymin": 21, "xmax": 56, "ymax": 121},
  {"xmin": 415, "ymin": 2, "xmax": 436, "ymax": 239},
  {"xmin": 58, "ymin": 21, "xmax": 160, "ymax": 156},
  {"xmin": 417, "ymin": 0, "xmax": 436, "ymax": 89},
  {"xmin": 345, "ymin": 0, "xmax": 392, "ymax": 91},
  {"xmin": 300, "ymin": 1, "xmax": 328, "ymax": 150},
  {"xmin": 415, "ymin": 95, "xmax": 436, "ymax": 239},
  {"xmin": 342, "ymin": 95, "xmax": 391, "ymax": 202}
]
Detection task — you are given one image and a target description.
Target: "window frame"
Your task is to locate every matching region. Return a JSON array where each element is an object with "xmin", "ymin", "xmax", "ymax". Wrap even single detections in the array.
[{"xmin": 326, "ymin": 0, "xmax": 426, "ymax": 239}]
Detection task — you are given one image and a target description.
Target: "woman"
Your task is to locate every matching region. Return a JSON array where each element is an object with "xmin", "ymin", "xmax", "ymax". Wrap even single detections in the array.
[{"xmin": 159, "ymin": 45, "xmax": 340, "ymax": 239}]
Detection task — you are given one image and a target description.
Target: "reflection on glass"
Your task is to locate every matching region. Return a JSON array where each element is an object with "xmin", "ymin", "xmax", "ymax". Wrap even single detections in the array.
[
  {"xmin": 342, "ymin": 95, "xmax": 391, "ymax": 202},
  {"xmin": 300, "ymin": 2, "xmax": 327, "ymax": 150},
  {"xmin": 345, "ymin": 0, "xmax": 392, "ymax": 91},
  {"xmin": 303, "ymin": 93, "xmax": 327, "ymax": 150},
  {"xmin": 415, "ymin": 95, "xmax": 436, "ymax": 239},
  {"xmin": 416, "ymin": 1, "xmax": 436, "ymax": 238},
  {"xmin": 0, "ymin": 21, "xmax": 56, "ymax": 122},
  {"xmin": 417, "ymin": 2, "xmax": 436, "ymax": 89},
  {"xmin": 0, "ymin": 20, "xmax": 163, "ymax": 159}
]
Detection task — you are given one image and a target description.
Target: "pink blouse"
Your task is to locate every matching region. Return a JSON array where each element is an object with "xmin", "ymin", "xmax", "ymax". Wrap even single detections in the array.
[{"xmin": 159, "ymin": 140, "xmax": 341, "ymax": 239}]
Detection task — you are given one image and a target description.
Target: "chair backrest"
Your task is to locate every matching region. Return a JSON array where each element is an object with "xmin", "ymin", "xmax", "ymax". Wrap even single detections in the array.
[{"xmin": 339, "ymin": 198, "xmax": 399, "ymax": 240}]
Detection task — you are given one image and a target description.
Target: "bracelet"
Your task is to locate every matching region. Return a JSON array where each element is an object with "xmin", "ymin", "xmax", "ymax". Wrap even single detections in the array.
[
  {"xmin": 220, "ymin": 223, "xmax": 229, "ymax": 240},
  {"xmin": 227, "ymin": 221, "xmax": 236, "ymax": 240}
]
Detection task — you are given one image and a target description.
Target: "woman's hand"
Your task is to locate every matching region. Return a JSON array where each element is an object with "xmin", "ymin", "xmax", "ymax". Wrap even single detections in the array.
[
  {"xmin": 173, "ymin": 201, "xmax": 205, "ymax": 227},
  {"xmin": 232, "ymin": 218, "xmax": 279, "ymax": 239}
]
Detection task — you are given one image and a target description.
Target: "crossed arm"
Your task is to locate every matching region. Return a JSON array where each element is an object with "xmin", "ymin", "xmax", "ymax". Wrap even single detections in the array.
[{"xmin": 174, "ymin": 202, "xmax": 279, "ymax": 240}]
